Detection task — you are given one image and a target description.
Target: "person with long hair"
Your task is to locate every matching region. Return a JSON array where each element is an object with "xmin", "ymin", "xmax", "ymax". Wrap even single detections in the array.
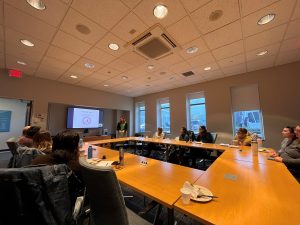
[{"xmin": 32, "ymin": 130, "xmax": 52, "ymax": 154}]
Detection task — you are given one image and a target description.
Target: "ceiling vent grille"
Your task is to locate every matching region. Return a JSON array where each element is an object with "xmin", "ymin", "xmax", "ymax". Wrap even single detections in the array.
[
  {"xmin": 127, "ymin": 24, "xmax": 179, "ymax": 60},
  {"xmin": 182, "ymin": 71, "xmax": 195, "ymax": 77}
]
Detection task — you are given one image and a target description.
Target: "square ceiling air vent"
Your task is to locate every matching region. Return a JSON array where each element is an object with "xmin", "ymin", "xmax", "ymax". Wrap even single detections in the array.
[
  {"xmin": 127, "ymin": 24, "xmax": 179, "ymax": 60},
  {"xmin": 182, "ymin": 71, "xmax": 195, "ymax": 77}
]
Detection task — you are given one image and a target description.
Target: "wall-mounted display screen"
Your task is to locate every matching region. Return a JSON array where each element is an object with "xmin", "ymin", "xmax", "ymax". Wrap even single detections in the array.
[{"xmin": 67, "ymin": 107, "xmax": 103, "ymax": 129}]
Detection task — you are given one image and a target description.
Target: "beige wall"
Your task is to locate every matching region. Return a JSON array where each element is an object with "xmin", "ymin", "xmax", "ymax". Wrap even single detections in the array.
[
  {"xmin": 134, "ymin": 62, "xmax": 300, "ymax": 149},
  {"xmin": 0, "ymin": 71, "xmax": 134, "ymax": 134}
]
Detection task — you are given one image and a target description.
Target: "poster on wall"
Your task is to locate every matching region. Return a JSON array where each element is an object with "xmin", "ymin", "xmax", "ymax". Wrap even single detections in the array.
[
  {"xmin": 0, "ymin": 110, "xmax": 12, "ymax": 132},
  {"xmin": 31, "ymin": 113, "xmax": 47, "ymax": 130}
]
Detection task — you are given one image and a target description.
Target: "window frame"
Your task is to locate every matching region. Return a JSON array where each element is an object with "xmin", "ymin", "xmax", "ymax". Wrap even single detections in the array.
[
  {"xmin": 157, "ymin": 98, "xmax": 171, "ymax": 134},
  {"xmin": 135, "ymin": 102, "xmax": 145, "ymax": 133}
]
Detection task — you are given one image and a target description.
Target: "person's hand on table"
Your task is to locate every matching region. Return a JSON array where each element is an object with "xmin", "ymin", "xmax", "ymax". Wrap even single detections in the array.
[
  {"xmin": 274, "ymin": 156, "xmax": 283, "ymax": 162},
  {"xmin": 269, "ymin": 150, "xmax": 278, "ymax": 157}
]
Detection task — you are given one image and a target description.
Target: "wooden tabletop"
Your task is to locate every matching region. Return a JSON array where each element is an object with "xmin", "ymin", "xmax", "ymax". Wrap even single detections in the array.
[
  {"xmin": 81, "ymin": 144, "xmax": 204, "ymax": 208},
  {"xmin": 174, "ymin": 157, "xmax": 300, "ymax": 225}
]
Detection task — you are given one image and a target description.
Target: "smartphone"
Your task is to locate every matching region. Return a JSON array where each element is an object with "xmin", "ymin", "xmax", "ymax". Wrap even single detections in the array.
[{"xmin": 268, "ymin": 156, "xmax": 275, "ymax": 161}]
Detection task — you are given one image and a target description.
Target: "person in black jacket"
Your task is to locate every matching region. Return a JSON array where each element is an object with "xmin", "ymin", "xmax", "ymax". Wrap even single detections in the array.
[{"xmin": 196, "ymin": 126, "xmax": 213, "ymax": 143}]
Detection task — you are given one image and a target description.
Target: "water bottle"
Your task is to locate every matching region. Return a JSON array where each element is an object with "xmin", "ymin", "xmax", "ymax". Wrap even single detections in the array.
[
  {"xmin": 88, "ymin": 145, "xmax": 93, "ymax": 159},
  {"xmin": 119, "ymin": 147, "xmax": 124, "ymax": 166},
  {"xmin": 251, "ymin": 140, "xmax": 258, "ymax": 156}
]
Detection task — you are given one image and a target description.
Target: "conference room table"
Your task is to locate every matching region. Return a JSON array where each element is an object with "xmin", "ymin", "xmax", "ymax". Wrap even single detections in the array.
[
  {"xmin": 84, "ymin": 137, "xmax": 300, "ymax": 225},
  {"xmin": 80, "ymin": 143, "xmax": 204, "ymax": 225}
]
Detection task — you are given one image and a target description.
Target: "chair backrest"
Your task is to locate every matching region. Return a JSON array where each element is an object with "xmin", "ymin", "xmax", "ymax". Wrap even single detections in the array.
[
  {"xmin": 0, "ymin": 164, "xmax": 73, "ymax": 225},
  {"xmin": 6, "ymin": 137, "xmax": 19, "ymax": 155},
  {"xmin": 211, "ymin": 132, "xmax": 218, "ymax": 143},
  {"xmin": 79, "ymin": 158, "xmax": 129, "ymax": 225}
]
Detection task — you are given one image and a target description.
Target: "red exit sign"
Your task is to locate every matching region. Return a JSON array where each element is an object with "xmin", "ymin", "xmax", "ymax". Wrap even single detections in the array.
[{"xmin": 8, "ymin": 69, "xmax": 22, "ymax": 78}]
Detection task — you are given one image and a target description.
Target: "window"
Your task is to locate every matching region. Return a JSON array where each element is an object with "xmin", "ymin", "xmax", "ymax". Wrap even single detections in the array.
[
  {"xmin": 186, "ymin": 92, "xmax": 206, "ymax": 134},
  {"xmin": 136, "ymin": 102, "xmax": 145, "ymax": 132},
  {"xmin": 231, "ymin": 84, "xmax": 265, "ymax": 138},
  {"xmin": 157, "ymin": 98, "xmax": 170, "ymax": 133}
]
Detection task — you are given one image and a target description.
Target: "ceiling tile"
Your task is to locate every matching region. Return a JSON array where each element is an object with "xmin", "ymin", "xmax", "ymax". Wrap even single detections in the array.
[
  {"xmin": 246, "ymin": 42, "xmax": 280, "ymax": 61},
  {"xmin": 40, "ymin": 56, "xmax": 72, "ymax": 71},
  {"xmin": 111, "ymin": 12, "xmax": 148, "ymax": 42},
  {"xmin": 187, "ymin": 52, "xmax": 216, "ymax": 67},
  {"xmin": 285, "ymin": 18, "xmax": 300, "ymax": 40},
  {"xmin": 119, "ymin": 51, "xmax": 148, "ymax": 66},
  {"xmin": 279, "ymin": 36, "xmax": 300, "ymax": 52},
  {"xmin": 5, "ymin": 28, "xmax": 49, "ymax": 63},
  {"xmin": 192, "ymin": 62, "xmax": 220, "ymax": 75},
  {"xmin": 47, "ymin": 45, "xmax": 81, "ymax": 64},
  {"xmin": 166, "ymin": 16, "xmax": 201, "ymax": 45},
  {"xmin": 221, "ymin": 63, "xmax": 246, "ymax": 76},
  {"xmin": 191, "ymin": 0, "xmax": 240, "ymax": 34},
  {"xmin": 239, "ymin": 0, "xmax": 279, "ymax": 17},
  {"xmin": 35, "ymin": 65, "xmax": 66, "ymax": 80},
  {"xmin": 107, "ymin": 58, "xmax": 134, "ymax": 72},
  {"xmin": 52, "ymin": 31, "xmax": 92, "ymax": 55},
  {"xmin": 5, "ymin": 0, "xmax": 69, "ymax": 27},
  {"xmin": 247, "ymin": 55, "xmax": 276, "ymax": 72},
  {"xmin": 133, "ymin": 0, "xmax": 187, "ymax": 28},
  {"xmin": 179, "ymin": 36, "xmax": 209, "ymax": 59},
  {"xmin": 58, "ymin": 74, "xmax": 80, "ymax": 84},
  {"xmin": 4, "ymin": 4, "xmax": 56, "ymax": 43},
  {"xmin": 242, "ymin": 0, "xmax": 295, "ymax": 37},
  {"xmin": 292, "ymin": 0, "xmax": 300, "ymax": 20},
  {"xmin": 120, "ymin": 0, "xmax": 142, "ymax": 9},
  {"xmin": 0, "ymin": 40, "xmax": 3, "ymax": 53},
  {"xmin": 218, "ymin": 54, "xmax": 245, "ymax": 68},
  {"xmin": 244, "ymin": 24, "xmax": 286, "ymax": 51},
  {"xmin": 169, "ymin": 61, "xmax": 191, "ymax": 74},
  {"xmin": 66, "ymin": 58, "xmax": 103, "ymax": 76},
  {"xmin": 275, "ymin": 48, "xmax": 300, "ymax": 65},
  {"xmin": 60, "ymin": 8, "xmax": 107, "ymax": 45},
  {"xmin": 84, "ymin": 47, "xmax": 116, "ymax": 65},
  {"xmin": 88, "ymin": 72, "xmax": 111, "ymax": 82},
  {"xmin": 203, "ymin": 20, "xmax": 242, "ymax": 49},
  {"xmin": 202, "ymin": 69, "xmax": 224, "ymax": 79},
  {"xmin": 180, "ymin": 0, "xmax": 211, "ymax": 13},
  {"xmin": 156, "ymin": 52, "xmax": 184, "ymax": 66},
  {"xmin": 212, "ymin": 40, "xmax": 244, "ymax": 60},
  {"xmin": 76, "ymin": 77, "xmax": 102, "ymax": 87},
  {"xmin": 95, "ymin": 32, "xmax": 128, "ymax": 57},
  {"xmin": 97, "ymin": 66, "xmax": 122, "ymax": 78},
  {"xmin": 71, "ymin": 0, "xmax": 129, "ymax": 30}
]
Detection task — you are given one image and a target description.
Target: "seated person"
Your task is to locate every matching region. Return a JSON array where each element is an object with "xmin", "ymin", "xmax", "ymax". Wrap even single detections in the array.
[
  {"xmin": 271, "ymin": 124, "xmax": 300, "ymax": 181},
  {"xmin": 270, "ymin": 126, "xmax": 296, "ymax": 157},
  {"xmin": 234, "ymin": 128, "xmax": 252, "ymax": 146},
  {"xmin": 18, "ymin": 126, "xmax": 40, "ymax": 147},
  {"xmin": 153, "ymin": 127, "xmax": 165, "ymax": 139},
  {"xmin": 32, "ymin": 130, "xmax": 53, "ymax": 154},
  {"xmin": 196, "ymin": 126, "xmax": 213, "ymax": 143},
  {"xmin": 179, "ymin": 127, "xmax": 189, "ymax": 142},
  {"xmin": 32, "ymin": 130, "xmax": 81, "ymax": 180},
  {"xmin": 145, "ymin": 128, "xmax": 165, "ymax": 158}
]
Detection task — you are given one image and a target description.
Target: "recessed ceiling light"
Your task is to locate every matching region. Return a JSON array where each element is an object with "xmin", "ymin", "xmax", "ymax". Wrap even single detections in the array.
[
  {"xmin": 147, "ymin": 65, "xmax": 154, "ymax": 70},
  {"xmin": 153, "ymin": 5, "xmax": 168, "ymax": 19},
  {"xmin": 122, "ymin": 76, "xmax": 128, "ymax": 80},
  {"xmin": 20, "ymin": 39, "xmax": 34, "ymax": 47},
  {"xmin": 257, "ymin": 13, "xmax": 276, "ymax": 25},
  {"xmin": 26, "ymin": 0, "xmax": 46, "ymax": 10},
  {"xmin": 256, "ymin": 50, "xmax": 268, "ymax": 56},
  {"xmin": 70, "ymin": 75, "xmax": 78, "ymax": 79},
  {"xmin": 17, "ymin": 61, "xmax": 27, "ymax": 66},
  {"xmin": 108, "ymin": 43, "xmax": 119, "ymax": 51},
  {"xmin": 204, "ymin": 66, "xmax": 211, "ymax": 71},
  {"xmin": 84, "ymin": 63, "xmax": 95, "ymax": 69},
  {"xmin": 104, "ymin": 84, "xmax": 109, "ymax": 87},
  {"xmin": 186, "ymin": 46, "xmax": 198, "ymax": 54}
]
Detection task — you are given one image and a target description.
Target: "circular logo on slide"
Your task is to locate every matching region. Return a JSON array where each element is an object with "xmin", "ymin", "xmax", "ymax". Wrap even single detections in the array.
[{"xmin": 82, "ymin": 116, "xmax": 92, "ymax": 125}]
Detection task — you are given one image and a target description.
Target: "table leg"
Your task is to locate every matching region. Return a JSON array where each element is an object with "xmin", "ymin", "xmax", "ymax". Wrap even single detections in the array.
[{"xmin": 167, "ymin": 208, "xmax": 174, "ymax": 225}]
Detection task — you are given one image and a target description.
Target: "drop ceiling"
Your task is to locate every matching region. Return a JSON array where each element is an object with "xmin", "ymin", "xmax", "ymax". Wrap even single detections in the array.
[{"xmin": 0, "ymin": 0, "xmax": 299, "ymax": 97}]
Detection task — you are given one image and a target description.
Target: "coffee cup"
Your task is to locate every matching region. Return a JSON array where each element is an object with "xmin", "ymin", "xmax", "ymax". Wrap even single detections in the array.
[{"xmin": 180, "ymin": 188, "xmax": 191, "ymax": 205}]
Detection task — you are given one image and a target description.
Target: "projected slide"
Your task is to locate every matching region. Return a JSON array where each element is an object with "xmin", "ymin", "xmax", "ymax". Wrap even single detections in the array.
[{"xmin": 67, "ymin": 108, "xmax": 100, "ymax": 128}]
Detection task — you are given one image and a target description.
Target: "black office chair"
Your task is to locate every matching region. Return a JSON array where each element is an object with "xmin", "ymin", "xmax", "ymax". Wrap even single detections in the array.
[
  {"xmin": 79, "ymin": 158, "xmax": 151, "ymax": 225},
  {"xmin": 6, "ymin": 137, "xmax": 19, "ymax": 155},
  {"xmin": 210, "ymin": 132, "xmax": 218, "ymax": 143},
  {"xmin": 0, "ymin": 164, "xmax": 84, "ymax": 225}
]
